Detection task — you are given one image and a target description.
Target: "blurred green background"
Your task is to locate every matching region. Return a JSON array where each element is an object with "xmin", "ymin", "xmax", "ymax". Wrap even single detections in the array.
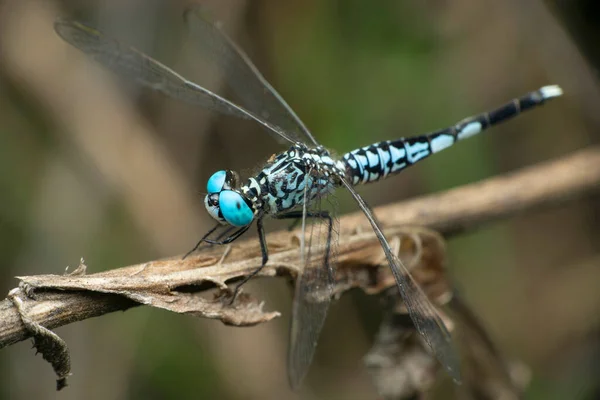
[{"xmin": 0, "ymin": 0, "xmax": 598, "ymax": 399}]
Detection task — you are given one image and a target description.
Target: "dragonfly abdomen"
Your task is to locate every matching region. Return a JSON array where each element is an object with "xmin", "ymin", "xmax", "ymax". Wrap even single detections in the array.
[{"xmin": 342, "ymin": 85, "xmax": 563, "ymax": 186}]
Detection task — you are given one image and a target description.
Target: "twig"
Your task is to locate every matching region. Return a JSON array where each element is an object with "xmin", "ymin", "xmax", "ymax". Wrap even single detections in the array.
[
  {"xmin": 1, "ymin": 147, "xmax": 599, "ymax": 349},
  {"xmin": 1, "ymin": 147, "xmax": 598, "ymax": 392}
]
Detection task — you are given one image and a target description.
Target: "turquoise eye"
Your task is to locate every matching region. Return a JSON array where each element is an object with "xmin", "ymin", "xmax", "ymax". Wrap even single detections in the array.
[
  {"xmin": 207, "ymin": 170, "xmax": 226, "ymax": 194},
  {"xmin": 219, "ymin": 190, "xmax": 253, "ymax": 227}
]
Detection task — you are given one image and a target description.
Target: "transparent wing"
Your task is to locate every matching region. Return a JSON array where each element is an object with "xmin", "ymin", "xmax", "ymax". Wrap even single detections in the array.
[
  {"xmin": 53, "ymin": 19, "xmax": 298, "ymax": 144},
  {"xmin": 338, "ymin": 175, "xmax": 462, "ymax": 383},
  {"xmin": 288, "ymin": 171, "xmax": 338, "ymax": 389},
  {"xmin": 185, "ymin": 9, "xmax": 320, "ymax": 147}
]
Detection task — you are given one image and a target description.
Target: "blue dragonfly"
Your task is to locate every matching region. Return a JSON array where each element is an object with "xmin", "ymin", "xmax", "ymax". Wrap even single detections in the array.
[{"xmin": 54, "ymin": 11, "xmax": 562, "ymax": 388}]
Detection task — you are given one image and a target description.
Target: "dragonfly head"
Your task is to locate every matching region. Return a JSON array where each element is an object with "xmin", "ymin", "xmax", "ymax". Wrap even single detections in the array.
[{"xmin": 204, "ymin": 170, "xmax": 254, "ymax": 227}]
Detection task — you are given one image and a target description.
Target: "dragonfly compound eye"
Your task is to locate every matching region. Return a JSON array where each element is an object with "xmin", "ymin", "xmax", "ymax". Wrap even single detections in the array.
[
  {"xmin": 204, "ymin": 193, "xmax": 225, "ymax": 223},
  {"xmin": 207, "ymin": 170, "xmax": 227, "ymax": 193},
  {"xmin": 207, "ymin": 170, "xmax": 239, "ymax": 193},
  {"xmin": 219, "ymin": 190, "xmax": 253, "ymax": 227}
]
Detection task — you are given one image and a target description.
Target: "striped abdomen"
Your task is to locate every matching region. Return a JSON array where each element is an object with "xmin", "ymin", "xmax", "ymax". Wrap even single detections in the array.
[{"xmin": 342, "ymin": 85, "xmax": 562, "ymax": 186}]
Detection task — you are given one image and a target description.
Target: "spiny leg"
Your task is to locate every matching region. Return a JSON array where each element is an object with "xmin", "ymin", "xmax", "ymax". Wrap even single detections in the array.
[
  {"xmin": 213, "ymin": 225, "xmax": 240, "ymax": 242},
  {"xmin": 183, "ymin": 224, "xmax": 243, "ymax": 259},
  {"xmin": 231, "ymin": 217, "xmax": 268, "ymax": 302},
  {"xmin": 184, "ymin": 222, "xmax": 252, "ymax": 303},
  {"xmin": 183, "ymin": 224, "xmax": 249, "ymax": 259},
  {"xmin": 182, "ymin": 223, "xmax": 221, "ymax": 259},
  {"xmin": 203, "ymin": 225, "xmax": 250, "ymax": 245}
]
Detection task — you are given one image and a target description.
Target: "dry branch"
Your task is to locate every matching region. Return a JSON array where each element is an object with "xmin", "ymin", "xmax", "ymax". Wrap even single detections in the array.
[
  {"xmin": 2, "ymin": 147, "xmax": 599, "ymax": 348},
  {"xmin": 1, "ymin": 147, "xmax": 599, "ymax": 392}
]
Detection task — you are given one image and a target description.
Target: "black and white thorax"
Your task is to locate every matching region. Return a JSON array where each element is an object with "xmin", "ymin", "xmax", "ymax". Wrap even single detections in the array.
[{"xmin": 240, "ymin": 144, "xmax": 347, "ymax": 216}]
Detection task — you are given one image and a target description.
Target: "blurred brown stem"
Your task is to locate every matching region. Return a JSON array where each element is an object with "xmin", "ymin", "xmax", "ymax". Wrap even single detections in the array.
[{"xmin": 1, "ymin": 147, "xmax": 599, "ymax": 350}]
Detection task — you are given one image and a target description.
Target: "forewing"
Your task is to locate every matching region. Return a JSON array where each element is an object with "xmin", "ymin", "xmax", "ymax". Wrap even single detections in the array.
[
  {"xmin": 339, "ymin": 176, "xmax": 462, "ymax": 383},
  {"xmin": 185, "ymin": 9, "xmax": 320, "ymax": 147},
  {"xmin": 53, "ymin": 19, "xmax": 298, "ymax": 144},
  {"xmin": 288, "ymin": 172, "xmax": 338, "ymax": 389}
]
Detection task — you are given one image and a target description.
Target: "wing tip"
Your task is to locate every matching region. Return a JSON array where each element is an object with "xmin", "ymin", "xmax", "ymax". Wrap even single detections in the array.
[
  {"xmin": 288, "ymin": 373, "xmax": 303, "ymax": 392},
  {"xmin": 53, "ymin": 18, "xmax": 99, "ymax": 45},
  {"xmin": 53, "ymin": 18, "xmax": 71, "ymax": 35},
  {"xmin": 446, "ymin": 364, "xmax": 463, "ymax": 385},
  {"xmin": 53, "ymin": 18, "xmax": 79, "ymax": 31},
  {"xmin": 287, "ymin": 356, "xmax": 308, "ymax": 391}
]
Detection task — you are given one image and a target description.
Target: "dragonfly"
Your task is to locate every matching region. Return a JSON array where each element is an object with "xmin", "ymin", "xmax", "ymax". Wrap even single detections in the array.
[{"xmin": 54, "ymin": 11, "xmax": 562, "ymax": 389}]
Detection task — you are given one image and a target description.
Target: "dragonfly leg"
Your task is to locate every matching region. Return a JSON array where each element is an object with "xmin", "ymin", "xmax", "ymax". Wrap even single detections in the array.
[
  {"xmin": 213, "ymin": 225, "xmax": 239, "ymax": 242},
  {"xmin": 230, "ymin": 210, "xmax": 334, "ymax": 303},
  {"xmin": 231, "ymin": 217, "xmax": 268, "ymax": 303},
  {"xmin": 183, "ymin": 224, "xmax": 249, "ymax": 259},
  {"xmin": 203, "ymin": 225, "xmax": 250, "ymax": 245},
  {"xmin": 182, "ymin": 223, "xmax": 221, "ymax": 259}
]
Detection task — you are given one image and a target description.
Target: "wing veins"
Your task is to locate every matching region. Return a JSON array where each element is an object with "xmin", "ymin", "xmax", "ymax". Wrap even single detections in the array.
[
  {"xmin": 185, "ymin": 9, "xmax": 320, "ymax": 146},
  {"xmin": 288, "ymin": 169, "xmax": 335, "ymax": 389},
  {"xmin": 54, "ymin": 19, "xmax": 298, "ymax": 144},
  {"xmin": 339, "ymin": 175, "xmax": 461, "ymax": 383}
]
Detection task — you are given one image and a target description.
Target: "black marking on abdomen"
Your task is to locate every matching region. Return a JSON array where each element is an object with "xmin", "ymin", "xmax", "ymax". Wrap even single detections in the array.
[{"xmin": 341, "ymin": 85, "xmax": 562, "ymax": 185}]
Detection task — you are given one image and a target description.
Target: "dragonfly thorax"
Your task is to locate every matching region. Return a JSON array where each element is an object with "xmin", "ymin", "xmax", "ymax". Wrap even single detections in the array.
[
  {"xmin": 204, "ymin": 170, "xmax": 256, "ymax": 227},
  {"xmin": 240, "ymin": 144, "xmax": 347, "ymax": 216}
]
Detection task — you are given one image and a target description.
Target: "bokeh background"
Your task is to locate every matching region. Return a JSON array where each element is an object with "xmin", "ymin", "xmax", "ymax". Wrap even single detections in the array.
[{"xmin": 1, "ymin": 0, "xmax": 599, "ymax": 399}]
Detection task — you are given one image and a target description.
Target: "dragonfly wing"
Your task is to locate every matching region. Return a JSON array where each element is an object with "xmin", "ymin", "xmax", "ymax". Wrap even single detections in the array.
[
  {"xmin": 185, "ymin": 9, "xmax": 320, "ymax": 147},
  {"xmin": 339, "ymin": 175, "xmax": 462, "ymax": 383},
  {"xmin": 53, "ymin": 19, "xmax": 298, "ymax": 144},
  {"xmin": 288, "ymin": 173, "xmax": 338, "ymax": 389}
]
